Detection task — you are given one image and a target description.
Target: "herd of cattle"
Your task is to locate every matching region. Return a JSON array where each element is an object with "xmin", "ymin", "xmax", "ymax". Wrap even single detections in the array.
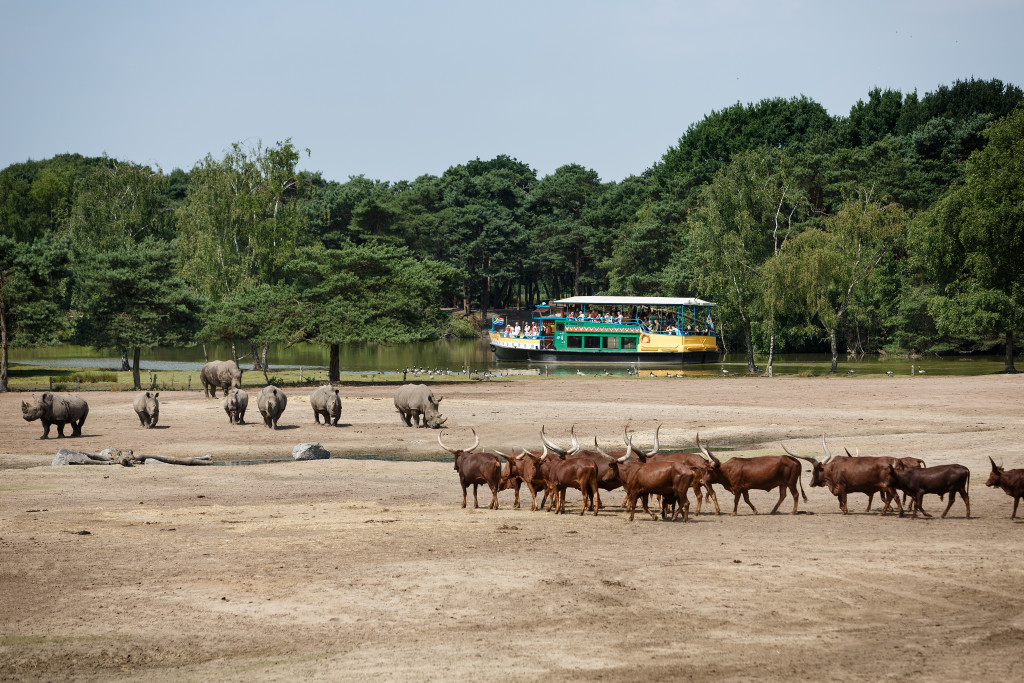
[
  {"xmin": 438, "ymin": 426, "xmax": 1024, "ymax": 521},
  {"xmin": 15, "ymin": 360, "xmax": 1023, "ymax": 520}
]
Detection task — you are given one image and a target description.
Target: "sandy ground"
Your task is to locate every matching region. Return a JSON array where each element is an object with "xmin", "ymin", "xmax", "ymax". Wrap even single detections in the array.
[{"xmin": 1, "ymin": 375, "xmax": 1023, "ymax": 681}]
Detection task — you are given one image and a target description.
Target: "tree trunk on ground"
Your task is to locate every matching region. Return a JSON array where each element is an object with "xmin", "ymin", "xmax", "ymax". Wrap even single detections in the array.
[
  {"xmin": 763, "ymin": 330, "xmax": 775, "ymax": 377},
  {"xmin": 1006, "ymin": 331, "xmax": 1018, "ymax": 373},
  {"xmin": 119, "ymin": 346, "xmax": 131, "ymax": 371},
  {"xmin": 231, "ymin": 341, "xmax": 239, "ymax": 368},
  {"xmin": 329, "ymin": 344, "xmax": 340, "ymax": 383},
  {"xmin": 249, "ymin": 341, "xmax": 260, "ymax": 370},
  {"xmin": 131, "ymin": 347, "xmax": 142, "ymax": 390},
  {"xmin": 202, "ymin": 343, "xmax": 209, "ymax": 364},
  {"xmin": 829, "ymin": 328, "xmax": 839, "ymax": 373}
]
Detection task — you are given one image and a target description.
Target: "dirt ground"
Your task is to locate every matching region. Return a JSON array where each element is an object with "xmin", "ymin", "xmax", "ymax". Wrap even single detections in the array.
[{"xmin": 1, "ymin": 375, "xmax": 1023, "ymax": 681}]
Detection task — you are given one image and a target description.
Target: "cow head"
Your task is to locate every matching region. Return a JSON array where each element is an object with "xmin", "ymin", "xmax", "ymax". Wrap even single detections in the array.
[
  {"xmin": 437, "ymin": 429, "xmax": 479, "ymax": 469},
  {"xmin": 780, "ymin": 435, "xmax": 832, "ymax": 487},
  {"xmin": 696, "ymin": 433, "xmax": 730, "ymax": 490},
  {"xmin": 986, "ymin": 457, "xmax": 1003, "ymax": 488},
  {"xmin": 622, "ymin": 424, "xmax": 660, "ymax": 460},
  {"xmin": 593, "ymin": 437, "xmax": 630, "ymax": 477}
]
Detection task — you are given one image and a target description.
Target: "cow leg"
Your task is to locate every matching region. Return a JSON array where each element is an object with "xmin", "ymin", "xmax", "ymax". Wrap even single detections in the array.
[
  {"xmin": 472, "ymin": 483, "xmax": 479, "ymax": 508},
  {"xmin": 839, "ymin": 490, "xmax": 849, "ymax": 515},
  {"xmin": 791, "ymin": 483, "xmax": 800, "ymax": 514},
  {"xmin": 706, "ymin": 485, "xmax": 721, "ymax": 515},
  {"xmin": 461, "ymin": 482, "xmax": 468, "ymax": 508},
  {"xmin": 770, "ymin": 485, "xmax": 788, "ymax": 514},
  {"xmin": 917, "ymin": 494, "xmax": 932, "ymax": 518},
  {"xmin": 640, "ymin": 494, "xmax": 657, "ymax": 521},
  {"xmin": 1013, "ymin": 496, "xmax": 1020, "ymax": 519},
  {"xmin": 732, "ymin": 492, "xmax": 741, "ymax": 516},
  {"xmin": 742, "ymin": 491, "xmax": 758, "ymax": 514},
  {"xmin": 513, "ymin": 480, "xmax": 521, "ymax": 509},
  {"xmin": 594, "ymin": 490, "xmax": 602, "ymax": 512},
  {"xmin": 628, "ymin": 492, "xmax": 639, "ymax": 521},
  {"xmin": 489, "ymin": 483, "xmax": 499, "ymax": 510},
  {"xmin": 866, "ymin": 492, "xmax": 874, "ymax": 512}
]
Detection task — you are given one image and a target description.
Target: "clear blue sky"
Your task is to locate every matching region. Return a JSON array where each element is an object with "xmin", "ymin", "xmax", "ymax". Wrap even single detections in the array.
[{"xmin": 2, "ymin": 0, "xmax": 1022, "ymax": 183}]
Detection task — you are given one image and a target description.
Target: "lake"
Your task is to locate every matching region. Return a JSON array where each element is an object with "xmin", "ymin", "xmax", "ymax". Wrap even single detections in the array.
[{"xmin": 6, "ymin": 340, "xmax": 1009, "ymax": 377}]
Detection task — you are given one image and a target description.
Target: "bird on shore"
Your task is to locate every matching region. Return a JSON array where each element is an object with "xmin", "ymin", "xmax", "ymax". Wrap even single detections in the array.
[{"xmin": 886, "ymin": 371, "xmax": 894, "ymax": 377}]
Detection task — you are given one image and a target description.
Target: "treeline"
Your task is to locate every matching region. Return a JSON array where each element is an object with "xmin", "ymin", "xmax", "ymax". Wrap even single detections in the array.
[{"xmin": 1, "ymin": 77, "xmax": 1022, "ymax": 390}]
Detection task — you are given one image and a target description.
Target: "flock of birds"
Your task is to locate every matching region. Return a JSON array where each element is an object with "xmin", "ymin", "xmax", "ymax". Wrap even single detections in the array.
[{"xmin": 395, "ymin": 365, "xmax": 928, "ymax": 380}]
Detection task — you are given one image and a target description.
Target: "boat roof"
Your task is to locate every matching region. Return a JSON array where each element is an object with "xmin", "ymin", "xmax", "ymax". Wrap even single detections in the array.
[{"xmin": 550, "ymin": 296, "xmax": 715, "ymax": 307}]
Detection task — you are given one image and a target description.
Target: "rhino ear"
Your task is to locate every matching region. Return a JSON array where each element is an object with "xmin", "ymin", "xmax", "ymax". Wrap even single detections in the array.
[
  {"xmin": 153, "ymin": 392, "xmax": 159, "ymax": 398},
  {"xmin": 41, "ymin": 392, "xmax": 53, "ymax": 404},
  {"xmin": 435, "ymin": 396, "xmax": 443, "ymax": 404}
]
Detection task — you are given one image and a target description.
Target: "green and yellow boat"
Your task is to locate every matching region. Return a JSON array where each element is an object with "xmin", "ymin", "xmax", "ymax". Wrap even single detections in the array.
[{"xmin": 488, "ymin": 296, "xmax": 719, "ymax": 365}]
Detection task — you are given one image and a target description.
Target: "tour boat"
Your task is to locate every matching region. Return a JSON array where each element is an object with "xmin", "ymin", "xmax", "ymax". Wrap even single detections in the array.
[{"xmin": 488, "ymin": 296, "xmax": 719, "ymax": 364}]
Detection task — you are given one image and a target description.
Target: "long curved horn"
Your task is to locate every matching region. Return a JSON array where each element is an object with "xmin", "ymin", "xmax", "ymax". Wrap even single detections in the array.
[
  {"xmin": 821, "ymin": 435, "xmax": 834, "ymax": 465},
  {"xmin": 592, "ymin": 438, "xmax": 615, "ymax": 461},
  {"xmin": 437, "ymin": 431, "xmax": 457, "ymax": 454},
  {"xmin": 647, "ymin": 423, "xmax": 662, "ymax": 457},
  {"xmin": 623, "ymin": 427, "xmax": 643, "ymax": 458},
  {"xmin": 540, "ymin": 425, "xmax": 567, "ymax": 456},
  {"xmin": 781, "ymin": 443, "xmax": 819, "ymax": 466},
  {"xmin": 467, "ymin": 428, "xmax": 479, "ymax": 453},
  {"xmin": 989, "ymin": 456, "xmax": 1000, "ymax": 473},
  {"xmin": 854, "ymin": 447, "xmax": 859, "ymax": 457},
  {"xmin": 570, "ymin": 425, "xmax": 581, "ymax": 452},
  {"xmin": 696, "ymin": 433, "xmax": 720, "ymax": 466},
  {"xmin": 540, "ymin": 443, "xmax": 549, "ymax": 461}
]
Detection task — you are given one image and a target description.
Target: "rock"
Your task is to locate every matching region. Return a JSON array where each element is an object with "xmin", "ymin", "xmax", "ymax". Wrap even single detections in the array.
[{"xmin": 292, "ymin": 442, "xmax": 330, "ymax": 461}]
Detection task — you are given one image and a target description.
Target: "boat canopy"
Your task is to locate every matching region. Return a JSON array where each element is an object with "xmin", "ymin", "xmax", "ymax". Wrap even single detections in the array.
[{"xmin": 551, "ymin": 296, "xmax": 714, "ymax": 307}]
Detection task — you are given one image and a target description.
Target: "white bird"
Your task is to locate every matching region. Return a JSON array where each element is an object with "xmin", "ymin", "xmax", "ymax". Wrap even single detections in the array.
[
  {"xmin": 885, "ymin": 371, "xmax": 894, "ymax": 377},
  {"xmin": 721, "ymin": 368, "xmax": 729, "ymax": 375}
]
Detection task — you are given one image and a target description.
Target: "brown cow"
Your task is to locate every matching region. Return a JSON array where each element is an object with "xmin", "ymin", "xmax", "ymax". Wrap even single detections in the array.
[
  {"xmin": 536, "ymin": 443, "xmax": 600, "ymax": 516},
  {"xmin": 438, "ymin": 430, "xmax": 504, "ymax": 510},
  {"xmin": 782, "ymin": 437, "xmax": 905, "ymax": 516},
  {"xmin": 595, "ymin": 439, "xmax": 697, "ymax": 521},
  {"xmin": 638, "ymin": 429, "xmax": 720, "ymax": 515},
  {"xmin": 698, "ymin": 434, "xmax": 807, "ymax": 515},
  {"xmin": 986, "ymin": 457, "xmax": 1024, "ymax": 519},
  {"xmin": 841, "ymin": 446, "xmax": 925, "ymax": 511},
  {"xmin": 498, "ymin": 449, "xmax": 549, "ymax": 511},
  {"xmin": 884, "ymin": 463, "xmax": 971, "ymax": 519}
]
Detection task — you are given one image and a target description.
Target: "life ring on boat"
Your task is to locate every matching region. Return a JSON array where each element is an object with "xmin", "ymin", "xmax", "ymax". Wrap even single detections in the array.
[{"xmin": 640, "ymin": 334, "xmax": 651, "ymax": 344}]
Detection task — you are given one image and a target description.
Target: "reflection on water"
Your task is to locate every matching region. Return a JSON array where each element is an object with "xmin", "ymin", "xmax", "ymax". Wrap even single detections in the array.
[{"xmin": 7, "ymin": 340, "xmax": 1010, "ymax": 377}]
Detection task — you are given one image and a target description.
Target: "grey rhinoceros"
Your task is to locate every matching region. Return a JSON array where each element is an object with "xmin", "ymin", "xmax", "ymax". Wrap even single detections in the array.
[
  {"xmin": 222, "ymin": 388, "xmax": 248, "ymax": 425},
  {"xmin": 310, "ymin": 385, "xmax": 342, "ymax": 426},
  {"xmin": 200, "ymin": 360, "xmax": 243, "ymax": 398},
  {"xmin": 132, "ymin": 391, "xmax": 160, "ymax": 428},
  {"xmin": 394, "ymin": 383, "xmax": 446, "ymax": 428},
  {"xmin": 21, "ymin": 392, "xmax": 89, "ymax": 439},
  {"xmin": 257, "ymin": 385, "xmax": 287, "ymax": 429}
]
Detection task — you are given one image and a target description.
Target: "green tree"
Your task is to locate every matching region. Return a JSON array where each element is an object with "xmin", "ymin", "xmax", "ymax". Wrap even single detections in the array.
[
  {"xmin": 65, "ymin": 160, "xmax": 174, "ymax": 248},
  {"xmin": 913, "ymin": 106, "xmax": 1024, "ymax": 372},
  {"xmin": 0, "ymin": 236, "xmax": 73, "ymax": 391},
  {"xmin": 74, "ymin": 239, "xmax": 203, "ymax": 389},
  {"xmin": 286, "ymin": 242, "xmax": 462, "ymax": 382},
  {"xmin": 783, "ymin": 195, "xmax": 907, "ymax": 372},
  {"xmin": 175, "ymin": 140, "xmax": 305, "ymax": 301},
  {"xmin": 689, "ymin": 148, "xmax": 804, "ymax": 373}
]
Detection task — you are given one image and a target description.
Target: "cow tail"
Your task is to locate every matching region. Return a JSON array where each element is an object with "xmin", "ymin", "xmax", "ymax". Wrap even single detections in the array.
[{"xmin": 784, "ymin": 455, "xmax": 809, "ymax": 502}]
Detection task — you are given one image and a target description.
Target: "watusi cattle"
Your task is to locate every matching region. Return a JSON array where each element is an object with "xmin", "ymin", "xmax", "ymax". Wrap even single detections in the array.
[
  {"xmin": 698, "ymin": 434, "xmax": 807, "ymax": 515},
  {"xmin": 986, "ymin": 457, "xmax": 1024, "ymax": 519},
  {"xmin": 536, "ymin": 442, "xmax": 599, "ymax": 516},
  {"xmin": 438, "ymin": 429, "xmax": 504, "ymax": 510},
  {"xmin": 782, "ymin": 437, "xmax": 904, "ymax": 516},
  {"xmin": 885, "ymin": 463, "xmax": 971, "ymax": 519}
]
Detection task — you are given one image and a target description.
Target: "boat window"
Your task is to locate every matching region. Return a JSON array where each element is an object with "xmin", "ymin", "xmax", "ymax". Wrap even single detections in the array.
[
  {"xmin": 603, "ymin": 336, "xmax": 619, "ymax": 350},
  {"xmin": 567, "ymin": 335, "xmax": 582, "ymax": 348},
  {"xmin": 621, "ymin": 336, "xmax": 638, "ymax": 350},
  {"xmin": 556, "ymin": 323, "xmax": 565, "ymax": 332},
  {"xmin": 584, "ymin": 336, "xmax": 601, "ymax": 349}
]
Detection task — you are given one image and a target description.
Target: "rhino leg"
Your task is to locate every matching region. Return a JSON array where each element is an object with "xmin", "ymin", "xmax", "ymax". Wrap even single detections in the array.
[
  {"xmin": 399, "ymin": 410, "xmax": 412, "ymax": 427},
  {"xmin": 55, "ymin": 421, "xmax": 67, "ymax": 438},
  {"xmin": 39, "ymin": 420, "xmax": 52, "ymax": 439},
  {"xmin": 313, "ymin": 410, "xmax": 322, "ymax": 425}
]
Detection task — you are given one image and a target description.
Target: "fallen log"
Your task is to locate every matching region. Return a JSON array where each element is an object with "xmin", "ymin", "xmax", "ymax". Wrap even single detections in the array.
[
  {"xmin": 53, "ymin": 448, "xmax": 214, "ymax": 466},
  {"xmin": 131, "ymin": 454, "xmax": 213, "ymax": 466}
]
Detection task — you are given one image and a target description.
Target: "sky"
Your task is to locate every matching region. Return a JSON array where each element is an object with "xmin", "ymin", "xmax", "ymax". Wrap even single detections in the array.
[{"xmin": 2, "ymin": 0, "xmax": 1023, "ymax": 184}]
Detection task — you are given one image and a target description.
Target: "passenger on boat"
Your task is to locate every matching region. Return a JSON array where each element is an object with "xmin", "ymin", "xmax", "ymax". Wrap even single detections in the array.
[{"xmin": 616, "ymin": 311, "xmax": 623, "ymax": 324}]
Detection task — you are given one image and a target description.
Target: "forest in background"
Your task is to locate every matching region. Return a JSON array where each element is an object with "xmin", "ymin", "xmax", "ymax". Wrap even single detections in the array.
[{"xmin": 1, "ymin": 77, "xmax": 1022, "ymax": 390}]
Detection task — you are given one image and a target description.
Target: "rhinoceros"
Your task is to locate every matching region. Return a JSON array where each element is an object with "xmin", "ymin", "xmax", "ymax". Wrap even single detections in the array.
[
  {"xmin": 132, "ymin": 391, "xmax": 160, "ymax": 428},
  {"xmin": 21, "ymin": 392, "xmax": 89, "ymax": 439},
  {"xmin": 257, "ymin": 385, "xmax": 287, "ymax": 429},
  {"xmin": 200, "ymin": 360, "xmax": 243, "ymax": 398},
  {"xmin": 394, "ymin": 383, "xmax": 446, "ymax": 428},
  {"xmin": 310, "ymin": 385, "xmax": 342, "ymax": 426},
  {"xmin": 222, "ymin": 388, "xmax": 248, "ymax": 425}
]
